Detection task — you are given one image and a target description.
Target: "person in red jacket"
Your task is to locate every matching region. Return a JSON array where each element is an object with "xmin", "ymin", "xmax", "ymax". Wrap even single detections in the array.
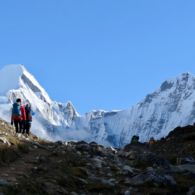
[
  {"xmin": 20, "ymin": 102, "xmax": 27, "ymax": 134},
  {"xmin": 11, "ymin": 98, "xmax": 26, "ymax": 133}
]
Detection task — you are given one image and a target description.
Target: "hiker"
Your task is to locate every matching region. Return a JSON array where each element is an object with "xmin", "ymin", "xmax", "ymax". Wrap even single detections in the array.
[
  {"xmin": 11, "ymin": 98, "xmax": 26, "ymax": 133},
  {"xmin": 23, "ymin": 103, "xmax": 32, "ymax": 135},
  {"xmin": 131, "ymin": 135, "xmax": 140, "ymax": 144},
  {"xmin": 148, "ymin": 137, "xmax": 156, "ymax": 146}
]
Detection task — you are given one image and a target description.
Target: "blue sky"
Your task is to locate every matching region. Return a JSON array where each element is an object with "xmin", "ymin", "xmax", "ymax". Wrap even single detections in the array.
[{"xmin": 0, "ymin": 0, "xmax": 195, "ymax": 114}]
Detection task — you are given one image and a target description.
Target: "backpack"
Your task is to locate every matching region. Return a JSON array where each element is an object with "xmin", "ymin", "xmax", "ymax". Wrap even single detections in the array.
[
  {"xmin": 131, "ymin": 135, "xmax": 139, "ymax": 144},
  {"xmin": 25, "ymin": 105, "xmax": 32, "ymax": 121},
  {"xmin": 12, "ymin": 103, "xmax": 21, "ymax": 116}
]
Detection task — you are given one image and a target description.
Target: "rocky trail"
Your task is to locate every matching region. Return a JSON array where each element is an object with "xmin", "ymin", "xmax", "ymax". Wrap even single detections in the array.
[
  {"xmin": 0, "ymin": 119, "xmax": 195, "ymax": 194},
  {"xmin": 0, "ymin": 142, "xmax": 50, "ymax": 185}
]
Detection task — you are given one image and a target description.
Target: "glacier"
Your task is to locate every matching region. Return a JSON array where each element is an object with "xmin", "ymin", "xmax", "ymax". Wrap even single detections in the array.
[{"xmin": 0, "ymin": 64, "xmax": 195, "ymax": 147}]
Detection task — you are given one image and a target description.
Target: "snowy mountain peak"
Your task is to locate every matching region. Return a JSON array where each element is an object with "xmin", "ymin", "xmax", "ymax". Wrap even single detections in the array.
[
  {"xmin": 0, "ymin": 64, "xmax": 25, "ymax": 95},
  {"xmin": 65, "ymin": 101, "xmax": 79, "ymax": 117},
  {"xmin": 176, "ymin": 72, "xmax": 195, "ymax": 82},
  {"xmin": 20, "ymin": 67, "xmax": 52, "ymax": 104},
  {"xmin": 180, "ymin": 72, "xmax": 193, "ymax": 78},
  {"xmin": 0, "ymin": 64, "xmax": 52, "ymax": 104},
  {"xmin": 3, "ymin": 64, "xmax": 25, "ymax": 73},
  {"xmin": 174, "ymin": 72, "xmax": 195, "ymax": 84},
  {"xmin": 159, "ymin": 72, "xmax": 195, "ymax": 92},
  {"xmin": 0, "ymin": 64, "xmax": 81, "ymax": 140}
]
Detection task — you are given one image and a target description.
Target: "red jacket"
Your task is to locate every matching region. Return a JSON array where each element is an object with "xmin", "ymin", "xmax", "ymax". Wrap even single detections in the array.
[
  {"xmin": 20, "ymin": 105, "xmax": 27, "ymax": 121},
  {"xmin": 12, "ymin": 105, "xmax": 27, "ymax": 121}
]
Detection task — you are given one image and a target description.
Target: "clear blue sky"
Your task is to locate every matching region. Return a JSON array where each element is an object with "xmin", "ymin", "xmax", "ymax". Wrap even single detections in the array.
[{"xmin": 0, "ymin": 0, "xmax": 195, "ymax": 114}]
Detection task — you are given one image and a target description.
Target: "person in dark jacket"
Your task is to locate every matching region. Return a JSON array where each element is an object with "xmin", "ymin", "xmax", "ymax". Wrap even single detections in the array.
[
  {"xmin": 11, "ymin": 98, "xmax": 26, "ymax": 133},
  {"xmin": 131, "ymin": 135, "xmax": 140, "ymax": 144},
  {"xmin": 23, "ymin": 103, "xmax": 32, "ymax": 135}
]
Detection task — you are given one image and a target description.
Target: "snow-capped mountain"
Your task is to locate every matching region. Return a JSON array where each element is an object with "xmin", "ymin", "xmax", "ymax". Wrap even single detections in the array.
[
  {"xmin": 0, "ymin": 64, "xmax": 79, "ymax": 140},
  {"xmin": 0, "ymin": 64, "xmax": 195, "ymax": 147},
  {"xmin": 81, "ymin": 72, "xmax": 195, "ymax": 147}
]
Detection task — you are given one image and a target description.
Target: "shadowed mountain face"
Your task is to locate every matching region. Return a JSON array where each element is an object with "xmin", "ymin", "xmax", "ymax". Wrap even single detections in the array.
[
  {"xmin": 1, "ymin": 64, "xmax": 195, "ymax": 147},
  {"xmin": 0, "ymin": 118, "xmax": 195, "ymax": 195},
  {"xmin": 21, "ymin": 74, "xmax": 42, "ymax": 93}
]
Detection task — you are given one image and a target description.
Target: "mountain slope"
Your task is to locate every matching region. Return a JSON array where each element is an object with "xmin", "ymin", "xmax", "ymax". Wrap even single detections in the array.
[
  {"xmin": 0, "ymin": 64, "xmax": 195, "ymax": 147},
  {"xmin": 83, "ymin": 72, "xmax": 195, "ymax": 146},
  {"xmin": 0, "ymin": 117, "xmax": 195, "ymax": 195}
]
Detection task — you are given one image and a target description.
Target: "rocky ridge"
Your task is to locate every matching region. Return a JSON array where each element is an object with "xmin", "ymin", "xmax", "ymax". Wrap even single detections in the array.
[{"xmin": 0, "ymin": 119, "xmax": 194, "ymax": 194}]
